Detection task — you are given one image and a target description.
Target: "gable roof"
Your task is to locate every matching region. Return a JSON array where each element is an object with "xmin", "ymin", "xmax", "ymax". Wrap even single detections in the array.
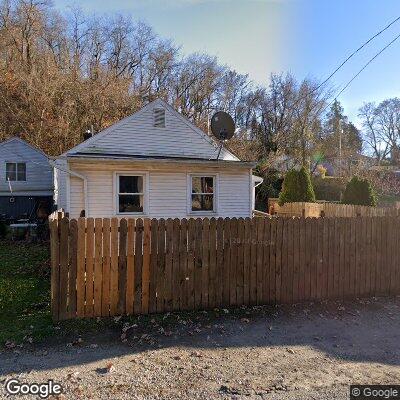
[
  {"xmin": 65, "ymin": 99, "xmax": 240, "ymax": 162},
  {"xmin": 0, "ymin": 137, "xmax": 48, "ymax": 158}
]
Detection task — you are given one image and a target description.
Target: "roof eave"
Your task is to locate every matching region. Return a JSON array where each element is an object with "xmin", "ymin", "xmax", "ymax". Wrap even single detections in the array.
[{"xmin": 66, "ymin": 154, "xmax": 256, "ymax": 168}]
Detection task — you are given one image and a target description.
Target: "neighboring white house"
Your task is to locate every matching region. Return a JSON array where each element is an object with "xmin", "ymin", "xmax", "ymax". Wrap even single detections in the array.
[
  {"xmin": 54, "ymin": 99, "xmax": 259, "ymax": 219},
  {"xmin": 0, "ymin": 137, "xmax": 53, "ymax": 220}
]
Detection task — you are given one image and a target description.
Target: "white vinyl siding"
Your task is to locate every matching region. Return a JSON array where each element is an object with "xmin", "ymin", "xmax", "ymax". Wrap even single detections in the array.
[
  {"xmin": 53, "ymin": 158, "xmax": 68, "ymax": 209},
  {"xmin": 67, "ymin": 100, "xmax": 237, "ymax": 161},
  {"xmin": 66, "ymin": 162, "xmax": 251, "ymax": 219},
  {"xmin": 86, "ymin": 170, "xmax": 114, "ymax": 218},
  {"xmin": 69, "ymin": 176, "xmax": 84, "ymax": 217},
  {"xmin": 219, "ymin": 172, "xmax": 252, "ymax": 217},
  {"xmin": 149, "ymin": 172, "xmax": 187, "ymax": 219}
]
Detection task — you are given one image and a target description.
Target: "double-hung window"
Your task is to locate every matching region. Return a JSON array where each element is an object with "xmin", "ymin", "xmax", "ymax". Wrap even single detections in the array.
[
  {"xmin": 6, "ymin": 162, "xmax": 26, "ymax": 181},
  {"xmin": 117, "ymin": 174, "xmax": 145, "ymax": 214},
  {"xmin": 190, "ymin": 175, "xmax": 216, "ymax": 212}
]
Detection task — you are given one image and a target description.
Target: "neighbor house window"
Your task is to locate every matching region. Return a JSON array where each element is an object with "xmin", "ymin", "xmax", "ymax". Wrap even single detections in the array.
[
  {"xmin": 190, "ymin": 175, "xmax": 216, "ymax": 212},
  {"xmin": 117, "ymin": 174, "xmax": 145, "ymax": 213},
  {"xmin": 6, "ymin": 162, "xmax": 26, "ymax": 181}
]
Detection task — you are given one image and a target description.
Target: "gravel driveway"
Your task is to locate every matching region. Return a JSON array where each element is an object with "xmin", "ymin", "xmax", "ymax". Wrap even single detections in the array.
[{"xmin": 1, "ymin": 297, "xmax": 400, "ymax": 399}]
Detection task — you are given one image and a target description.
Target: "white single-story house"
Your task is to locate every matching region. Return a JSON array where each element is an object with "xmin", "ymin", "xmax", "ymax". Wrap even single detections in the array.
[
  {"xmin": 0, "ymin": 137, "xmax": 53, "ymax": 220},
  {"xmin": 54, "ymin": 99, "xmax": 261, "ymax": 219}
]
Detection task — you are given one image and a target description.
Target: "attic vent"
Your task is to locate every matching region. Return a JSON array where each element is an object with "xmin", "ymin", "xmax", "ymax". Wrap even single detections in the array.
[{"xmin": 154, "ymin": 108, "xmax": 165, "ymax": 127}]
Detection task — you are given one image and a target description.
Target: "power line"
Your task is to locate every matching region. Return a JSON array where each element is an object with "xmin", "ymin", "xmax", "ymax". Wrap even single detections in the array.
[
  {"xmin": 323, "ymin": 31, "xmax": 400, "ymax": 113},
  {"xmin": 293, "ymin": 15, "xmax": 400, "ymax": 107},
  {"xmin": 316, "ymin": 15, "xmax": 400, "ymax": 92}
]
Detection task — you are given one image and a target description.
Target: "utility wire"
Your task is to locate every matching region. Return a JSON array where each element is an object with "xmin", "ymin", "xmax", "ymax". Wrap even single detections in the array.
[
  {"xmin": 323, "ymin": 31, "xmax": 400, "ymax": 113},
  {"xmin": 316, "ymin": 15, "xmax": 400, "ymax": 92},
  {"xmin": 293, "ymin": 15, "xmax": 400, "ymax": 108}
]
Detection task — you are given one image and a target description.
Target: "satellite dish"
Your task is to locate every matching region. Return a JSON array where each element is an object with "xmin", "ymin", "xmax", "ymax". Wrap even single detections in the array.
[{"xmin": 211, "ymin": 111, "xmax": 235, "ymax": 141}]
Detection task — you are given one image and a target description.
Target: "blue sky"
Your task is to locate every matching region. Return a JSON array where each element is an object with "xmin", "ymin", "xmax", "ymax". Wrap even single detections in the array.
[{"xmin": 52, "ymin": 0, "xmax": 400, "ymax": 125}]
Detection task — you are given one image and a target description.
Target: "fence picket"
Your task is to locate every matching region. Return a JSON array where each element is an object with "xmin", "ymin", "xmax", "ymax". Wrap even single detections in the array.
[
  {"xmin": 110, "ymin": 218, "xmax": 119, "ymax": 315},
  {"xmin": 236, "ymin": 218, "xmax": 245, "ymax": 305},
  {"xmin": 243, "ymin": 218, "xmax": 251, "ymax": 305},
  {"xmin": 229, "ymin": 218, "xmax": 238, "ymax": 306},
  {"xmin": 85, "ymin": 218, "xmax": 94, "ymax": 317},
  {"xmin": 142, "ymin": 219, "xmax": 151, "ymax": 314},
  {"xmin": 364, "ymin": 217, "xmax": 371, "ymax": 296},
  {"xmin": 208, "ymin": 218, "xmax": 217, "ymax": 309},
  {"xmin": 164, "ymin": 219, "xmax": 173, "ymax": 312},
  {"xmin": 275, "ymin": 218, "xmax": 283, "ymax": 303},
  {"xmin": 179, "ymin": 219, "xmax": 189, "ymax": 310},
  {"xmin": 216, "ymin": 218, "xmax": 224, "ymax": 306},
  {"xmin": 172, "ymin": 218, "xmax": 181, "ymax": 311},
  {"xmin": 117, "ymin": 219, "xmax": 127, "ymax": 315},
  {"xmin": 222, "ymin": 218, "xmax": 231, "ymax": 307},
  {"xmin": 149, "ymin": 219, "xmax": 158, "ymax": 313},
  {"xmin": 156, "ymin": 219, "xmax": 166, "ymax": 313},
  {"xmin": 94, "ymin": 218, "xmax": 103, "ymax": 316},
  {"xmin": 68, "ymin": 219, "xmax": 78, "ymax": 318},
  {"xmin": 292, "ymin": 218, "xmax": 300, "ymax": 302},
  {"xmin": 187, "ymin": 219, "xmax": 195, "ymax": 310},
  {"xmin": 286, "ymin": 218, "xmax": 294, "ymax": 304},
  {"xmin": 59, "ymin": 217, "xmax": 69, "ymax": 320},
  {"xmin": 50, "ymin": 220, "xmax": 60, "ymax": 321},
  {"xmin": 126, "ymin": 219, "xmax": 135, "ymax": 315},
  {"xmin": 298, "ymin": 218, "xmax": 306, "ymax": 301},
  {"xmin": 255, "ymin": 218, "xmax": 264, "ymax": 304},
  {"xmin": 201, "ymin": 218, "xmax": 210, "ymax": 309},
  {"xmin": 76, "ymin": 218, "xmax": 86, "ymax": 317},
  {"xmin": 310, "ymin": 218, "xmax": 321, "ymax": 300},
  {"xmin": 249, "ymin": 218, "xmax": 257, "ymax": 304},
  {"xmin": 134, "ymin": 218, "xmax": 143, "ymax": 314},
  {"xmin": 101, "ymin": 218, "xmax": 111, "ymax": 317},
  {"xmin": 262, "ymin": 218, "xmax": 270, "ymax": 303}
]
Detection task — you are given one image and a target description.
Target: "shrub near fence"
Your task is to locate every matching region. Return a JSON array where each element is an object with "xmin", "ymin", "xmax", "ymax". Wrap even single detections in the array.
[{"xmin": 50, "ymin": 216, "xmax": 400, "ymax": 321}]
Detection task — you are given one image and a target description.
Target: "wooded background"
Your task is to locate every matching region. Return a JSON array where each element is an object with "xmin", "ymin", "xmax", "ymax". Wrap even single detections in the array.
[
  {"xmin": 0, "ymin": 1, "xmax": 361, "ymax": 166},
  {"xmin": 2, "ymin": 0, "xmax": 400, "ymax": 202}
]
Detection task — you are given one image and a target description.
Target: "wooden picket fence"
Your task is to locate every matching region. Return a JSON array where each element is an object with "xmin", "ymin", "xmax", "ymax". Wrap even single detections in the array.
[
  {"xmin": 50, "ymin": 216, "xmax": 400, "ymax": 321},
  {"xmin": 268, "ymin": 199, "xmax": 400, "ymax": 218}
]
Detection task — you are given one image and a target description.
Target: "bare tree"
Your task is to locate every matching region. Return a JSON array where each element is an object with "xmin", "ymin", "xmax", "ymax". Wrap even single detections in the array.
[{"xmin": 359, "ymin": 102, "xmax": 392, "ymax": 163}]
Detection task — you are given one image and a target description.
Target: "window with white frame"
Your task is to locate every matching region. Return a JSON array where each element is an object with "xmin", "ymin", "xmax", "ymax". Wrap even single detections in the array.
[
  {"xmin": 6, "ymin": 162, "xmax": 26, "ymax": 181},
  {"xmin": 117, "ymin": 174, "xmax": 145, "ymax": 213},
  {"xmin": 190, "ymin": 175, "xmax": 216, "ymax": 212}
]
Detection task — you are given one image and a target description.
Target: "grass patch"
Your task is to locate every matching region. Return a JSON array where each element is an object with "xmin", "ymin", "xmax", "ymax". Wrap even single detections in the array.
[
  {"xmin": 0, "ymin": 241, "xmax": 123, "ymax": 347},
  {"xmin": 0, "ymin": 241, "xmax": 53, "ymax": 345}
]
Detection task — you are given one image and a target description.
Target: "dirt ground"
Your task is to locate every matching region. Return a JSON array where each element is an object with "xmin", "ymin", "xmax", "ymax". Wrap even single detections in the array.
[{"xmin": 1, "ymin": 296, "xmax": 400, "ymax": 400}]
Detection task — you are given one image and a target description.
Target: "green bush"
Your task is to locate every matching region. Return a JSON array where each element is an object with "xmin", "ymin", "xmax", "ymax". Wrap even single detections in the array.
[
  {"xmin": 278, "ymin": 167, "xmax": 316, "ymax": 205},
  {"xmin": 342, "ymin": 176, "xmax": 377, "ymax": 206},
  {"xmin": 254, "ymin": 168, "xmax": 283, "ymax": 211},
  {"xmin": 313, "ymin": 176, "xmax": 347, "ymax": 202}
]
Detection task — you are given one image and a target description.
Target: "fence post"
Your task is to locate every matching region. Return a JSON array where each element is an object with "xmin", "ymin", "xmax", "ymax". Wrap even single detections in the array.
[{"xmin": 50, "ymin": 218, "xmax": 60, "ymax": 321}]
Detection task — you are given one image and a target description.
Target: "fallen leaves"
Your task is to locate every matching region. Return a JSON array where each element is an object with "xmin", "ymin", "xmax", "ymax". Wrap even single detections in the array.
[
  {"xmin": 106, "ymin": 363, "xmax": 115, "ymax": 373},
  {"xmin": 190, "ymin": 351, "xmax": 202, "ymax": 358},
  {"xmin": 5, "ymin": 340, "xmax": 16, "ymax": 349}
]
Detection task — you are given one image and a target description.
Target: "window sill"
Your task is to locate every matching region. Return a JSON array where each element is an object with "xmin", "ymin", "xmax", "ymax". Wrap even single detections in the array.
[
  {"xmin": 188, "ymin": 211, "xmax": 217, "ymax": 217},
  {"xmin": 116, "ymin": 212, "xmax": 148, "ymax": 217}
]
